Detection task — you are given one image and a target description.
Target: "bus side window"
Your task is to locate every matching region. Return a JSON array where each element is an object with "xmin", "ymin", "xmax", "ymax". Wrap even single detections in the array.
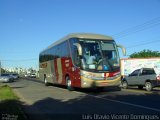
[
  {"xmin": 69, "ymin": 38, "xmax": 80, "ymax": 66},
  {"xmin": 61, "ymin": 41, "xmax": 70, "ymax": 58}
]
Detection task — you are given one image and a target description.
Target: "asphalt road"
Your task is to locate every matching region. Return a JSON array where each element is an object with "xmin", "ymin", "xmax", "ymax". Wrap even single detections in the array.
[{"xmin": 3, "ymin": 78, "xmax": 160, "ymax": 120}]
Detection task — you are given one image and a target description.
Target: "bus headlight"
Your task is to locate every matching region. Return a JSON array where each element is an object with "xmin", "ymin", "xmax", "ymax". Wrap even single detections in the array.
[{"xmin": 80, "ymin": 71, "xmax": 104, "ymax": 80}]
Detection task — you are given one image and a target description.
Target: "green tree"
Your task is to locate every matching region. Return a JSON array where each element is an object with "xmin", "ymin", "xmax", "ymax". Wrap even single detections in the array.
[
  {"xmin": 0, "ymin": 68, "xmax": 6, "ymax": 73},
  {"xmin": 130, "ymin": 49, "xmax": 160, "ymax": 58}
]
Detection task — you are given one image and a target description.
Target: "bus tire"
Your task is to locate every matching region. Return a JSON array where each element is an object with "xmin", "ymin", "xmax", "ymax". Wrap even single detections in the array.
[
  {"xmin": 44, "ymin": 76, "xmax": 49, "ymax": 86},
  {"xmin": 66, "ymin": 76, "xmax": 74, "ymax": 91}
]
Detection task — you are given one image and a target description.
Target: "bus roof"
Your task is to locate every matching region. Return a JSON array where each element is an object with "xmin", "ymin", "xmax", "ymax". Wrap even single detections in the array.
[{"xmin": 41, "ymin": 33, "xmax": 114, "ymax": 53}]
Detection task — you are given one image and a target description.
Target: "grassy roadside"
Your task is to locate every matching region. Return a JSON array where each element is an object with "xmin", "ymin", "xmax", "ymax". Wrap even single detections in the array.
[{"xmin": 0, "ymin": 84, "xmax": 27, "ymax": 120}]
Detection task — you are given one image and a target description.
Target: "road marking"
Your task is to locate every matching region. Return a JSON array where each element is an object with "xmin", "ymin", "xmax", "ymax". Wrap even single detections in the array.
[
  {"xmin": 66, "ymin": 88, "xmax": 160, "ymax": 113},
  {"xmin": 87, "ymin": 94, "xmax": 160, "ymax": 113},
  {"xmin": 31, "ymin": 79, "xmax": 160, "ymax": 112},
  {"xmin": 122, "ymin": 89, "xmax": 152, "ymax": 94}
]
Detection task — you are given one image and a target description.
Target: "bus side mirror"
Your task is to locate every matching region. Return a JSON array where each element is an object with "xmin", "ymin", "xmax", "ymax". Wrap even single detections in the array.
[
  {"xmin": 73, "ymin": 43, "xmax": 82, "ymax": 56},
  {"xmin": 117, "ymin": 44, "xmax": 126, "ymax": 56}
]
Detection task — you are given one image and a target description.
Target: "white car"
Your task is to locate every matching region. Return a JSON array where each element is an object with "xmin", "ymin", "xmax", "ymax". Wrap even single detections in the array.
[
  {"xmin": 0, "ymin": 74, "xmax": 14, "ymax": 83},
  {"xmin": 24, "ymin": 74, "xmax": 28, "ymax": 77},
  {"xmin": 30, "ymin": 74, "xmax": 36, "ymax": 78}
]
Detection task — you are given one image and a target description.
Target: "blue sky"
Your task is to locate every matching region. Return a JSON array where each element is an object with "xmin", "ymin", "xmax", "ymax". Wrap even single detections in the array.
[{"xmin": 0, "ymin": 0, "xmax": 160, "ymax": 69}]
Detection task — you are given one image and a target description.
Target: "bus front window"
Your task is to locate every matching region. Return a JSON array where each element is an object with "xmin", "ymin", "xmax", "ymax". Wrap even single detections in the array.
[{"xmin": 79, "ymin": 39, "xmax": 120, "ymax": 72}]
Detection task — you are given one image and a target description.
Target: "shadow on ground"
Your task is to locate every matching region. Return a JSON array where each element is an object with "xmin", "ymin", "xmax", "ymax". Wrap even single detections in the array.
[
  {"xmin": 21, "ymin": 88, "xmax": 160, "ymax": 120},
  {"xmin": 1, "ymin": 81, "xmax": 160, "ymax": 120},
  {"xmin": 0, "ymin": 100, "xmax": 27, "ymax": 120}
]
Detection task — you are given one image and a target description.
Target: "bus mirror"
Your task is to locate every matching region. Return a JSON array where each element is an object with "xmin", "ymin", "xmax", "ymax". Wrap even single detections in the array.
[
  {"xmin": 81, "ymin": 58, "xmax": 86, "ymax": 69},
  {"xmin": 73, "ymin": 43, "xmax": 82, "ymax": 56},
  {"xmin": 117, "ymin": 44, "xmax": 126, "ymax": 56}
]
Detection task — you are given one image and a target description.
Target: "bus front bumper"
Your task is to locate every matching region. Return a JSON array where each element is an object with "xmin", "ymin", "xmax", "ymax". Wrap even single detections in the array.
[{"xmin": 81, "ymin": 76, "xmax": 121, "ymax": 88}]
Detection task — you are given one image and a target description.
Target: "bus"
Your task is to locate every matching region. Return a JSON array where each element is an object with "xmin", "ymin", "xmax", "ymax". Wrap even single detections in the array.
[{"xmin": 39, "ymin": 33, "xmax": 126, "ymax": 90}]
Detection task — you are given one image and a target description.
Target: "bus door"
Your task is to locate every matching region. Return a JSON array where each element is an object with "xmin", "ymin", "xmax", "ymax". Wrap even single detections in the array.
[
  {"xmin": 54, "ymin": 58, "xmax": 63, "ymax": 84},
  {"xmin": 51, "ymin": 60, "xmax": 57, "ymax": 83}
]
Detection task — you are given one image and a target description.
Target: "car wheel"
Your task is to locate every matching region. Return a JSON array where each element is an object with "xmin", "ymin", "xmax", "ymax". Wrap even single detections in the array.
[
  {"xmin": 66, "ymin": 76, "xmax": 74, "ymax": 91},
  {"xmin": 122, "ymin": 81, "xmax": 128, "ymax": 89},
  {"xmin": 138, "ymin": 85, "xmax": 143, "ymax": 89},
  {"xmin": 145, "ymin": 82, "xmax": 152, "ymax": 91}
]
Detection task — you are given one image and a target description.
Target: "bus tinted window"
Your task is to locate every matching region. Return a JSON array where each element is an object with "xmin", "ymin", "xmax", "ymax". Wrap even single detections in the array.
[{"xmin": 39, "ymin": 41, "xmax": 70, "ymax": 63}]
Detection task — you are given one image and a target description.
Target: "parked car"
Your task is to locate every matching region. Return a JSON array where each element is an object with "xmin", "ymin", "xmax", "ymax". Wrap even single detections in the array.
[
  {"xmin": 0, "ymin": 73, "xmax": 14, "ymax": 83},
  {"xmin": 121, "ymin": 68, "xmax": 160, "ymax": 91},
  {"xmin": 30, "ymin": 73, "xmax": 36, "ymax": 78},
  {"xmin": 24, "ymin": 73, "xmax": 36, "ymax": 78},
  {"xmin": 10, "ymin": 73, "xmax": 19, "ymax": 80},
  {"xmin": 24, "ymin": 74, "xmax": 29, "ymax": 77}
]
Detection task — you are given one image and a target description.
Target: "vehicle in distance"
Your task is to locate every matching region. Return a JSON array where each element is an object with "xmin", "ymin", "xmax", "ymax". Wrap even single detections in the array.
[
  {"xmin": 24, "ymin": 73, "xmax": 36, "ymax": 78},
  {"xmin": 0, "ymin": 73, "xmax": 14, "ymax": 83},
  {"xmin": 30, "ymin": 73, "xmax": 36, "ymax": 78},
  {"xmin": 10, "ymin": 73, "xmax": 19, "ymax": 80},
  {"xmin": 121, "ymin": 68, "xmax": 160, "ymax": 91},
  {"xmin": 24, "ymin": 74, "xmax": 29, "ymax": 77}
]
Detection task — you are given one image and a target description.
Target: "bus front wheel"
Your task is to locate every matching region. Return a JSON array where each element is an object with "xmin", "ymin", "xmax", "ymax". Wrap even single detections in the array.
[{"xmin": 66, "ymin": 76, "xmax": 74, "ymax": 91}]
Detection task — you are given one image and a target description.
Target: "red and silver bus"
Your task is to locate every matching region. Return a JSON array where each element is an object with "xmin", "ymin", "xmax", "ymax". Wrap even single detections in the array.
[{"xmin": 39, "ymin": 33, "xmax": 126, "ymax": 90}]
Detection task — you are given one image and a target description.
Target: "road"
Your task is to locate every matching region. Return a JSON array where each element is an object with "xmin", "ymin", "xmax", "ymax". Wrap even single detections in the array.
[{"xmin": 4, "ymin": 78, "xmax": 160, "ymax": 120}]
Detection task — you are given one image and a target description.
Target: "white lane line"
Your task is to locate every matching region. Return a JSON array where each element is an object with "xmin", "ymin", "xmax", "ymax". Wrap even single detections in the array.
[
  {"xmin": 122, "ymin": 89, "xmax": 152, "ymax": 94},
  {"xmin": 40, "ymin": 84, "xmax": 160, "ymax": 113},
  {"xmin": 87, "ymin": 94, "xmax": 160, "ymax": 113},
  {"xmin": 73, "ymin": 89, "xmax": 160, "ymax": 112}
]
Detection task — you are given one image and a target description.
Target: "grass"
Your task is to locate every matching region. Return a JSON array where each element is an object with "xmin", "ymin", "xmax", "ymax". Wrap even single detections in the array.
[
  {"xmin": 0, "ymin": 85, "xmax": 18, "ymax": 100},
  {"xmin": 0, "ymin": 85, "xmax": 27, "ymax": 120}
]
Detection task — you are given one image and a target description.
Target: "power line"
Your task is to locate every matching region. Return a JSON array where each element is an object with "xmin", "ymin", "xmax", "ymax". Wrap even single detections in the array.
[
  {"xmin": 126, "ymin": 39, "xmax": 160, "ymax": 49},
  {"xmin": 2, "ymin": 17, "xmax": 160, "ymax": 64},
  {"xmin": 113, "ymin": 17, "xmax": 160, "ymax": 38},
  {"xmin": 1, "ymin": 58, "xmax": 38, "ymax": 62},
  {"xmin": 112, "ymin": 17, "xmax": 160, "ymax": 38}
]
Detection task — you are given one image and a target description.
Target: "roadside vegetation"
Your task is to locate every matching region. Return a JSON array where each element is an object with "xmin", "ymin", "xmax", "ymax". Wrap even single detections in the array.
[
  {"xmin": 0, "ymin": 84, "xmax": 27, "ymax": 120},
  {"xmin": 130, "ymin": 49, "xmax": 160, "ymax": 58}
]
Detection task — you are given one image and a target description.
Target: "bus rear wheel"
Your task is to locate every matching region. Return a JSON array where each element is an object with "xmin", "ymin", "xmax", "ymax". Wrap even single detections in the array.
[
  {"xmin": 66, "ymin": 76, "xmax": 74, "ymax": 91},
  {"xmin": 44, "ymin": 76, "xmax": 48, "ymax": 86}
]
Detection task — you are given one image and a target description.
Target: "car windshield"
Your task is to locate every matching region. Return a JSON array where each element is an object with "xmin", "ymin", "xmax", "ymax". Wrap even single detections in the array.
[{"xmin": 78, "ymin": 39, "xmax": 120, "ymax": 72}]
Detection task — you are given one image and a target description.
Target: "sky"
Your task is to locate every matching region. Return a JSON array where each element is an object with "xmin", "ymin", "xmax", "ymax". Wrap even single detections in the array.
[{"xmin": 0, "ymin": 0, "xmax": 160, "ymax": 69}]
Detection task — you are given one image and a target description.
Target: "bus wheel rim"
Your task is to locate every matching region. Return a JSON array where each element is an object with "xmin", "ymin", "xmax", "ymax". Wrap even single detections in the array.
[
  {"xmin": 44, "ymin": 79, "xmax": 47, "ymax": 84},
  {"xmin": 67, "ymin": 79, "xmax": 71, "ymax": 87}
]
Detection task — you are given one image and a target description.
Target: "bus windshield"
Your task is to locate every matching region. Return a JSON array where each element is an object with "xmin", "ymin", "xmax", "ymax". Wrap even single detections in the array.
[{"xmin": 78, "ymin": 39, "xmax": 120, "ymax": 72}]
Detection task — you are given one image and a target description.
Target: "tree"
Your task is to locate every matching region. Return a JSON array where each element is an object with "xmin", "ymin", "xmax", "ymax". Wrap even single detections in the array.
[
  {"xmin": 0, "ymin": 68, "xmax": 6, "ymax": 73},
  {"xmin": 129, "ymin": 49, "xmax": 160, "ymax": 58}
]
